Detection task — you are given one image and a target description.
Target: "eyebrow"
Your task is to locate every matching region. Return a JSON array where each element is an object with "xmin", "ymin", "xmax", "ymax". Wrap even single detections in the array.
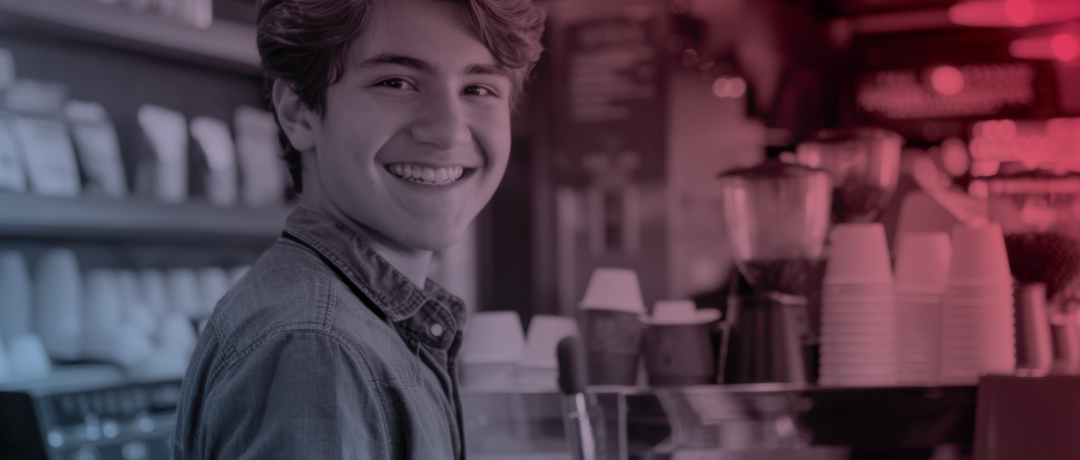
[{"xmin": 357, "ymin": 53, "xmax": 511, "ymax": 79}]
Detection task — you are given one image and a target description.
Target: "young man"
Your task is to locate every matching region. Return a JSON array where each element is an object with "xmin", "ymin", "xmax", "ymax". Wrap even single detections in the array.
[{"xmin": 172, "ymin": 0, "xmax": 544, "ymax": 458}]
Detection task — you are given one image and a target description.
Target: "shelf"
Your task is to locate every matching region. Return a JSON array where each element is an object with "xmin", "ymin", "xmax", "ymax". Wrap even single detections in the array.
[
  {"xmin": 0, "ymin": 192, "xmax": 293, "ymax": 241},
  {"xmin": 0, "ymin": 0, "xmax": 260, "ymax": 74}
]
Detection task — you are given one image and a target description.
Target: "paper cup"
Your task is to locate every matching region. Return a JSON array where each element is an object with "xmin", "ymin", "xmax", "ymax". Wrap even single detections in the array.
[
  {"xmin": 820, "ymin": 332, "xmax": 897, "ymax": 344},
  {"xmin": 168, "ymin": 268, "xmax": 202, "ymax": 317},
  {"xmin": 198, "ymin": 267, "xmax": 230, "ymax": 318},
  {"xmin": 8, "ymin": 333, "xmax": 52, "ymax": 377},
  {"xmin": 83, "ymin": 269, "xmax": 126, "ymax": 360},
  {"xmin": 579, "ymin": 267, "xmax": 646, "ymax": 313},
  {"xmin": 579, "ymin": 309, "xmax": 644, "ymax": 385},
  {"xmin": 944, "ymin": 285, "xmax": 1015, "ymax": 296},
  {"xmin": 896, "ymin": 293, "xmax": 943, "ymax": 303},
  {"xmin": 0, "ymin": 251, "xmax": 32, "ymax": 349},
  {"xmin": 822, "ymin": 303, "xmax": 896, "ymax": 315},
  {"xmin": 0, "ymin": 338, "xmax": 10, "ymax": 380},
  {"xmin": 821, "ymin": 321, "xmax": 895, "ymax": 335},
  {"xmin": 643, "ymin": 322, "xmax": 715, "ymax": 385},
  {"xmin": 35, "ymin": 249, "xmax": 83, "ymax": 361},
  {"xmin": 821, "ymin": 341, "xmax": 896, "ymax": 354},
  {"xmin": 140, "ymin": 269, "xmax": 172, "ymax": 314},
  {"xmin": 461, "ymin": 311, "xmax": 525, "ymax": 364},
  {"xmin": 823, "ymin": 283, "xmax": 895, "ymax": 294},
  {"xmin": 824, "ymin": 223, "xmax": 894, "ymax": 284},
  {"xmin": 820, "ymin": 373, "xmax": 898, "ymax": 388},
  {"xmin": 160, "ymin": 312, "xmax": 198, "ymax": 355},
  {"xmin": 894, "ymin": 232, "xmax": 951, "ymax": 289},
  {"xmin": 461, "ymin": 362, "xmax": 518, "ymax": 391},
  {"xmin": 519, "ymin": 315, "xmax": 578, "ymax": 369},
  {"xmin": 947, "ymin": 223, "xmax": 1013, "ymax": 283},
  {"xmin": 111, "ymin": 324, "xmax": 155, "ymax": 369},
  {"xmin": 823, "ymin": 293, "xmax": 898, "ymax": 303},
  {"xmin": 820, "ymin": 362, "xmax": 898, "ymax": 375},
  {"xmin": 641, "ymin": 300, "xmax": 720, "ymax": 325},
  {"xmin": 820, "ymin": 351, "xmax": 896, "ymax": 364}
]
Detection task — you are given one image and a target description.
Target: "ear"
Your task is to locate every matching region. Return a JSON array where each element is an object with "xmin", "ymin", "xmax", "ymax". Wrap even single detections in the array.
[{"xmin": 272, "ymin": 78, "xmax": 317, "ymax": 152}]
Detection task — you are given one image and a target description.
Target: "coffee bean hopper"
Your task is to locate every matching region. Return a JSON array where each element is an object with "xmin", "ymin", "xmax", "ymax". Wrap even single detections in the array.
[{"xmin": 716, "ymin": 162, "xmax": 832, "ymax": 384}]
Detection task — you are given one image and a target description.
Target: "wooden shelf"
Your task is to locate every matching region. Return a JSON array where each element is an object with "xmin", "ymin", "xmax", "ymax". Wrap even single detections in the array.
[
  {"xmin": 0, "ymin": 0, "xmax": 260, "ymax": 74},
  {"xmin": 0, "ymin": 192, "xmax": 293, "ymax": 241}
]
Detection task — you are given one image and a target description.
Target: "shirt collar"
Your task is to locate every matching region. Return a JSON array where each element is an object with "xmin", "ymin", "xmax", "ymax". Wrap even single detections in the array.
[{"xmin": 282, "ymin": 206, "xmax": 465, "ymax": 350}]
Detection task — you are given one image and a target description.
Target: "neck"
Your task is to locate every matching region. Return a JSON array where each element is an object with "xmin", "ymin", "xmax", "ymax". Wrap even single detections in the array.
[{"xmin": 299, "ymin": 191, "xmax": 431, "ymax": 290}]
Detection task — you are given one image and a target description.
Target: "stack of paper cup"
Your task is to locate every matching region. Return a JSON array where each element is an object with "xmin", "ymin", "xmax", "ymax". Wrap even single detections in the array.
[
  {"xmin": 516, "ymin": 315, "xmax": 579, "ymax": 390},
  {"xmin": 939, "ymin": 223, "xmax": 1016, "ymax": 385},
  {"xmin": 198, "ymin": 267, "xmax": 231, "ymax": 318},
  {"xmin": 7, "ymin": 333, "xmax": 52, "ymax": 377},
  {"xmin": 0, "ymin": 251, "xmax": 33, "ymax": 350},
  {"xmin": 0, "ymin": 335, "xmax": 10, "ymax": 380},
  {"xmin": 35, "ymin": 249, "xmax": 84, "ymax": 361},
  {"xmin": 894, "ymin": 232, "xmax": 951, "ymax": 384},
  {"xmin": 83, "ymin": 269, "xmax": 126, "ymax": 361},
  {"xmin": 819, "ymin": 223, "xmax": 898, "ymax": 386},
  {"xmin": 460, "ymin": 311, "xmax": 525, "ymax": 390}
]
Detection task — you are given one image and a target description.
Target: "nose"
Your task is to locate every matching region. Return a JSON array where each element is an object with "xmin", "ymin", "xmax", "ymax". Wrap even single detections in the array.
[{"xmin": 410, "ymin": 89, "xmax": 472, "ymax": 150}]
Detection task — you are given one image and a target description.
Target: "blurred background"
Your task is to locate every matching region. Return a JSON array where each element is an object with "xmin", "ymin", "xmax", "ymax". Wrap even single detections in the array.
[{"xmin": 0, "ymin": 0, "xmax": 1079, "ymax": 459}]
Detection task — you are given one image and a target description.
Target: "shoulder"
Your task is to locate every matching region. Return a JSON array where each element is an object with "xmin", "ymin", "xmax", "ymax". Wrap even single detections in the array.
[
  {"xmin": 209, "ymin": 239, "xmax": 336, "ymax": 353},
  {"xmin": 203, "ymin": 237, "xmax": 413, "ymax": 375}
]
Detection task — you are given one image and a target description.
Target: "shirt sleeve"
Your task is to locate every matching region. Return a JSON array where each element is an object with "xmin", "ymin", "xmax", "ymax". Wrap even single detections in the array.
[{"xmin": 185, "ymin": 330, "xmax": 390, "ymax": 460}]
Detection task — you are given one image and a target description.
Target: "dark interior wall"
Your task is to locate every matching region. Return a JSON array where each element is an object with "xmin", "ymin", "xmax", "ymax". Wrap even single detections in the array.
[{"xmin": 480, "ymin": 135, "xmax": 535, "ymax": 323}]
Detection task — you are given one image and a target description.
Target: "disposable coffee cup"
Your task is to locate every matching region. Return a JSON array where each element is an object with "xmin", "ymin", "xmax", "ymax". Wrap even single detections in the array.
[
  {"xmin": 641, "ymin": 300, "xmax": 720, "ymax": 385},
  {"xmin": 578, "ymin": 268, "xmax": 647, "ymax": 385},
  {"xmin": 8, "ymin": 333, "xmax": 52, "ymax": 377},
  {"xmin": 0, "ymin": 251, "xmax": 32, "ymax": 350},
  {"xmin": 894, "ymin": 232, "xmax": 951, "ymax": 289},
  {"xmin": 579, "ymin": 309, "xmax": 644, "ymax": 385},
  {"xmin": 461, "ymin": 311, "xmax": 525, "ymax": 364},
  {"xmin": 947, "ymin": 223, "xmax": 1013, "ymax": 284},
  {"xmin": 824, "ymin": 223, "xmax": 894, "ymax": 284},
  {"xmin": 0, "ymin": 337, "xmax": 10, "ymax": 380}
]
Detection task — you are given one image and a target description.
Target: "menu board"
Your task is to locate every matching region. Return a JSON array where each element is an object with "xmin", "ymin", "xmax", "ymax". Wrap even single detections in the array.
[{"xmin": 546, "ymin": 1, "xmax": 667, "ymax": 186}]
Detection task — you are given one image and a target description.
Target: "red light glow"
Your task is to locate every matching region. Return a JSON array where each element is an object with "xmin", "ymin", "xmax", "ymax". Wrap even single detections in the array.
[
  {"xmin": 931, "ymin": 66, "xmax": 965, "ymax": 96},
  {"xmin": 949, "ymin": 0, "xmax": 1080, "ymax": 27},
  {"xmin": 1052, "ymin": 34, "xmax": 1079, "ymax": 61},
  {"xmin": 1011, "ymin": 34, "xmax": 1080, "ymax": 61},
  {"xmin": 1004, "ymin": 0, "xmax": 1034, "ymax": 25}
]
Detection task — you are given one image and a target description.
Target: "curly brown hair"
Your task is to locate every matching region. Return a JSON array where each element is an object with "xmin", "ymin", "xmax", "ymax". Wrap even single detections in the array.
[{"xmin": 257, "ymin": 0, "xmax": 545, "ymax": 192}]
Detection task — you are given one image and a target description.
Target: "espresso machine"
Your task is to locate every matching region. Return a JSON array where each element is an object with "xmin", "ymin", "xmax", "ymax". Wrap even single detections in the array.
[{"xmin": 717, "ymin": 162, "xmax": 832, "ymax": 384}]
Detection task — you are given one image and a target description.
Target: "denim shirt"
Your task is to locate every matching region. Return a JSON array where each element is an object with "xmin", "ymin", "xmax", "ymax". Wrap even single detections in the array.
[{"xmin": 172, "ymin": 206, "xmax": 467, "ymax": 460}]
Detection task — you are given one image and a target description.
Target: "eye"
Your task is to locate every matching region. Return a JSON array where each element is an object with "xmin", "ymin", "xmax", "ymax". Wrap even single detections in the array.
[
  {"xmin": 463, "ymin": 85, "xmax": 497, "ymax": 97},
  {"xmin": 374, "ymin": 78, "xmax": 416, "ymax": 91}
]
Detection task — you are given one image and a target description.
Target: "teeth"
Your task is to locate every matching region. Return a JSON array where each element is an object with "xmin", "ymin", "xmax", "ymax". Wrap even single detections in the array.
[{"xmin": 387, "ymin": 164, "xmax": 466, "ymax": 185}]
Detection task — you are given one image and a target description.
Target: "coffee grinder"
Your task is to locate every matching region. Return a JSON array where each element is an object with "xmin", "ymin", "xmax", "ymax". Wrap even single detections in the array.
[{"xmin": 717, "ymin": 162, "xmax": 831, "ymax": 384}]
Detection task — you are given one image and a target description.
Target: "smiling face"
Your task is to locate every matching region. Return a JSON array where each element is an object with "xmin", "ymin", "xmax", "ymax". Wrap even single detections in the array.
[{"xmin": 295, "ymin": 0, "xmax": 512, "ymax": 252}]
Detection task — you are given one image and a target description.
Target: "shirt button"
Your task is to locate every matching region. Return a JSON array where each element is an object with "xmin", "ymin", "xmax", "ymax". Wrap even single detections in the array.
[{"xmin": 429, "ymin": 323, "xmax": 444, "ymax": 337}]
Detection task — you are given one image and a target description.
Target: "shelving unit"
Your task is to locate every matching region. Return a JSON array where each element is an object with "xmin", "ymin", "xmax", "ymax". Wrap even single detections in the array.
[
  {"xmin": 0, "ymin": 0, "xmax": 259, "ymax": 74},
  {"xmin": 0, "ymin": 193, "xmax": 293, "ymax": 241}
]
